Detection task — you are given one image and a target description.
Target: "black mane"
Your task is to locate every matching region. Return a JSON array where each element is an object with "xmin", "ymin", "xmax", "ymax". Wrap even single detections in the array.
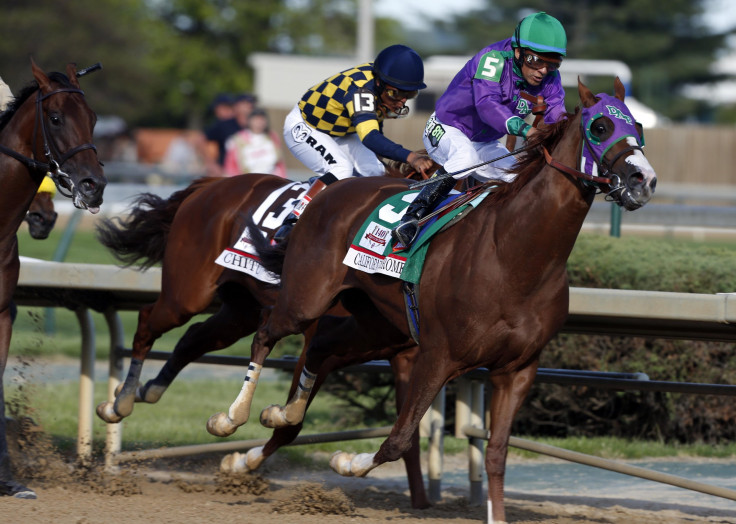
[{"xmin": 0, "ymin": 71, "xmax": 73, "ymax": 131}]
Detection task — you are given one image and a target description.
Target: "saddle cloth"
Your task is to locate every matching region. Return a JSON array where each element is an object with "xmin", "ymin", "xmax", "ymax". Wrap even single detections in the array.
[
  {"xmin": 343, "ymin": 187, "xmax": 493, "ymax": 284},
  {"xmin": 214, "ymin": 180, "xmax": 309, "ymax": 284}
]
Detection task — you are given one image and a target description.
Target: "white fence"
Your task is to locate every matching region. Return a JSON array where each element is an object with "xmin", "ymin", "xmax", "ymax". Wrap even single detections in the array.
[{"xmin": 13, "ymin": 258, "xmax": 736, "ymax": 503}]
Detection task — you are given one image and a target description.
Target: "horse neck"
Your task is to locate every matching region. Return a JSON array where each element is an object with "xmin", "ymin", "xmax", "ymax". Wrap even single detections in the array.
[
  {"xmin": 0, "ymin": 96, "xmax": 44, "ymax": 239},
  {"xmin": 478, "ymin": 118, "xmax": 594, "ymax": 275}
]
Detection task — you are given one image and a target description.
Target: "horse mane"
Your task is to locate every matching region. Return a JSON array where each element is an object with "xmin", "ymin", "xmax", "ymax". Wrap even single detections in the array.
[
  {"xmin": 484, "ymin": 107, "xmax": 580, "ymax": 207},
  {"xmin": 0, "ymin": 71, "xmax": 74, "ymax": 131}
]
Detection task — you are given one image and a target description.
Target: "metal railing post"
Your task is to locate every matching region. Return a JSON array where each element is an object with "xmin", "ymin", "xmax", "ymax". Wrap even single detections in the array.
[
  {"xmin": 74, "ymin": 307, "xmax": 95, "ymax": 463},
  {"xmin": 103, "ymin": 308, "xmax": 125, "ymax": 470},
  {"xmin": 427, "ymin": 387, "xmax": 445, "ymax": 502}
]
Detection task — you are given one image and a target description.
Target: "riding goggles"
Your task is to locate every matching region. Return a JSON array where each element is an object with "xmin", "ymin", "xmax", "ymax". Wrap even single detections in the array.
[
  {"xmin": 385, "ymin": 87, "xmax": 418, "ymax": 102},
  {"xmin": 522, "ymin": 52, "xmax": 562, "ymax": 72}
]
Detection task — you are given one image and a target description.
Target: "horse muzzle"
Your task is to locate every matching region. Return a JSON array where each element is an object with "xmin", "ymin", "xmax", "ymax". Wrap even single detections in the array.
[
  {"xmin": 611, "ymin": 153, "xmax": 657, "ymax": 211},
  {"xmin": 68, "ymin": 174, "xmax": 106, "ymax": 213}
]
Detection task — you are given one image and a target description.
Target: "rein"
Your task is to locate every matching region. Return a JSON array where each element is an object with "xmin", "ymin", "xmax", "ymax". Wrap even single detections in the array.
[
  {"xmin": 0, "ymin": 86, "xmax": 98, "ymax": 196},
  {"xmin": 408, "ymin": 142, "xmax": 538, "ymax": 189}
]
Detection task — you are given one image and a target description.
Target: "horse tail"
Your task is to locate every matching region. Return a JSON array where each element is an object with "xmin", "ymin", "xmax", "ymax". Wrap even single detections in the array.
[
  {"xmin": 245, "ymin": 214, "xmax": 287, "ymax": 277},
  {"xmin": 96, "ymin": 177, "xmax": 219, "ymax": 270}
]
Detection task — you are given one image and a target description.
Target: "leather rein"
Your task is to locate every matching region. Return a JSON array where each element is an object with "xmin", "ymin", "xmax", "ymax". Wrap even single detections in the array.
[{"xmin": 0, "ymin": 87, "xmax": 98, "ymax": 197}]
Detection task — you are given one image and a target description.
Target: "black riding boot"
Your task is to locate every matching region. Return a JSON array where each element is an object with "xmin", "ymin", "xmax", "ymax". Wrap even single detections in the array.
[
  {"xmin": 392, "ymin": 173, "xmax": 455, "ymax": 247},
  {"xmin": 273, "ymin": 174, "xmax": 335, "ymax": 243}
]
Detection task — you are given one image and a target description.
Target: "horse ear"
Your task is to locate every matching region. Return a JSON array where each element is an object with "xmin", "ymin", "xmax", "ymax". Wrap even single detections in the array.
[
  {"xmin": 577, "ymin": 76, "xmax": 596, "ymax": 108},
  {"xmin": 66, "ymin": 63, "xmax": 81, "ymax": 88},
  {"xmin": 614, "ymin": 76, "xmax": 626, "ymax": 102},
  {"xmin": 31, "ymin": 57, "xmax": 51, "ymax": 93}
]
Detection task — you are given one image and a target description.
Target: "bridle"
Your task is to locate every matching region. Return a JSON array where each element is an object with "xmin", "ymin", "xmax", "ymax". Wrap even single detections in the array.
[
  {"xmin": 542, "ymin": 99, "xmax": 645, "ymax": 204},
  {"xmin": 0, "ymin": 86, "xmax": 99, "ymax": 198}
]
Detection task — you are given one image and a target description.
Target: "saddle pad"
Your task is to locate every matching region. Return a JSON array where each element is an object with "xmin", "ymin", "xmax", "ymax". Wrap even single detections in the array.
[
  {"xmin": 343, "ymin": 188, "xmax": 491, "ymax": 284},
  {"xmin": 215, "ymin": 180, "xmax": 309, "ymax": 284}
]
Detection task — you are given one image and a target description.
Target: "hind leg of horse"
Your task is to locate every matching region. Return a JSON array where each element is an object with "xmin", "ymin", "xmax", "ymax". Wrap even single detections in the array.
[
  {"xmin": 485, "ymin": 362, "xmax": 539, "ymax": 524},
  {"xmin": 96, "ymin": 280, "xmax": 221, "ymax": 423}
]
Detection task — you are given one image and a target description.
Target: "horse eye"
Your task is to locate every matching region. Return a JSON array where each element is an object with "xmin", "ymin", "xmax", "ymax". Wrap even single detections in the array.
[{"xmin": 49, "ymin": 114, "xmax": 62, "ymax": 126}]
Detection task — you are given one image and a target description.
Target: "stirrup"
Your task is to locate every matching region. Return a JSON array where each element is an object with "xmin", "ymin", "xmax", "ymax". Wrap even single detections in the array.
[{"xmin": 392, "ymin": 218, "xmax": 419, "ymax": 248}]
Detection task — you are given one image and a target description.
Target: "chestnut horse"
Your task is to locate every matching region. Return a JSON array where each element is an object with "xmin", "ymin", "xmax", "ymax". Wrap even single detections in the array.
[
  {"xmin": 95, "ymin": 169, "xmax": 431, "ymax": 508},
  {"xmin": 211, "ymin": 79, "xmax": 657, "ymax": 523},
  {"xmin": 0, "ymin": 61, "xmax": 106, "ymax": 498}
]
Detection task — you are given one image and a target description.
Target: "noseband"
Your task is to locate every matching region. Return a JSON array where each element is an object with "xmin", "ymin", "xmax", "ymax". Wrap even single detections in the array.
[{"xmin": 0, "ymin": 87, "xmax": 99, "ymax": 197}]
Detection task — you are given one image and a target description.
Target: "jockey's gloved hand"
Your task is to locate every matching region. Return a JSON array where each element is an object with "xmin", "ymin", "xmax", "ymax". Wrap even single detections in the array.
[{"xmin": 407, "ymin": 151, "xmax": 433, "ymax": 178}]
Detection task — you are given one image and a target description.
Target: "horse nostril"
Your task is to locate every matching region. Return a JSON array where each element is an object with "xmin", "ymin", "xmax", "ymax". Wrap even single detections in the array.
[
  {"xmin": 80, "ymin": 178, "xmax": 97, "ymax": 195},
  {"xmin": 630, "ymin": 173, "xmax": 644, "ymax": 186},
  {"xmin": 650, "ymin": 178, "xmax": 657, "ymax": 192}
]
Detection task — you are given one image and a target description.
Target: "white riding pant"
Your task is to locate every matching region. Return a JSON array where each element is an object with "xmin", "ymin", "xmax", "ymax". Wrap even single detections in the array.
[
  {"xmin": 422, "ymin": 112, "xmax": 517, "ymax": 182},
  {"xmin": 283, "ymin": 104, "xmax": 386, "ymax": 180}
]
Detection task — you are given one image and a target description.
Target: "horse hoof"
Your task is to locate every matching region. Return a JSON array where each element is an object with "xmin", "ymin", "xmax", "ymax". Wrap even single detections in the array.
[
  {"xmin": 140, "ymin": 382, "xmax": 166, "ymax": 403},
  {"xmin": 245, "ymin": 446, "xmax": 267, "ymax": 471},
  {"xmin": 220, "ymin": 452, "xmax": 249, "ymax": 473},
  {"xmin": 329, "ymin": 451, "xmax": 375, "ymax": 477},
  {"xmin": 206, "ymin": 412, "xmax": 238, "ymax": 437},
  {"xmin": 0, "ymin": 480, "xmax": 37, "ymax": 499},
  {"xmin": 259, "ymin": 404, "xmax": 288, "ymax": 428},
  {"xmin": 95, "ymin": 401, "xmax": 123, "ymax": 424},
  {"xmin": 114, "ymin": 381, "xmax": 142, "ymax": 399},
  {"xmin": 329, "ymin": 451, "xmax": 355, "ymax": 477}
]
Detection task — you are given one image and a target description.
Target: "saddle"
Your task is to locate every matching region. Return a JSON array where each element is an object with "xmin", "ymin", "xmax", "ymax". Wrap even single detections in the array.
[{"xmin": 343, "ymin": 183, "xmax": 497, "ymax": 342}]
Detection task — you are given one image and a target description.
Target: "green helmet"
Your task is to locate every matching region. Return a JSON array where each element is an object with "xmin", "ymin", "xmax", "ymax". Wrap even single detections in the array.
[{"xmin": 511, "ymin": 12, "xmax": 567, "ymax": 57}]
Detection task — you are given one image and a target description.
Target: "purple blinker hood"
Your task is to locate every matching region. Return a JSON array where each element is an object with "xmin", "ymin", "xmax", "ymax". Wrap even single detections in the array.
[{"xmin": 578, "ymin": 94, "xmax": 643, "ymax": 178}]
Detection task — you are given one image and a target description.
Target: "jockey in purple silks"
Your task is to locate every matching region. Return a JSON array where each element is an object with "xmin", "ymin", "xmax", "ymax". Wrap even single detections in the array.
[{"xmin": 393, "ymin": 11, "xmax": 569, "ymax": 247}]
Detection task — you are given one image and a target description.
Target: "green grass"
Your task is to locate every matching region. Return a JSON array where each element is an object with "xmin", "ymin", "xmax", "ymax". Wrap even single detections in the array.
[
  {"xmin": 8, "ymin": 375, "xmax": 736, "ymax": 462},
  {"xmin": 12, "ymin": 226, "xmax": 736, "ymax": 461}
]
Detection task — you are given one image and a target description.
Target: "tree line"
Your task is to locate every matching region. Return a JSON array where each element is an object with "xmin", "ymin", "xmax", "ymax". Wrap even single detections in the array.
[{"xmin": 0, "ymin": 0, "xmax": 732, "ymax": 128}]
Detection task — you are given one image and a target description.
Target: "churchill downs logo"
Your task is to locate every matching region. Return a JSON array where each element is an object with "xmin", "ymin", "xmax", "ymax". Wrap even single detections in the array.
[
  {"xmin": 291, "ymin": 122, "xmax": 337, "ymax": 166},
  {"xmin": 360, "ymin": 222, "xmax": 391, "ymax": 251}
]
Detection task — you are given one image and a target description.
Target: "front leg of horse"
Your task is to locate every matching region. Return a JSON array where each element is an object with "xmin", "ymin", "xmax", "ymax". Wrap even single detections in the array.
[
  {"xmin": 260, "ymin": 366, "xmax": 317, "ymax": 428},
  {"xmin": 207, "ymin": 361, "xmax": 263, "ymax": 437}
]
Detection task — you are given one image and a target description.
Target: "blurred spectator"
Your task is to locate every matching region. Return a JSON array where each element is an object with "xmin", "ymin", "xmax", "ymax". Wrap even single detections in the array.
[
  {"xmin": 233, "ymin": 93, "xmax": 256, "ymax": 130},
  {"xmin": 223, "ymin": 107, "xmax": 286, "ymax": 177},
  {"xmin": 200, "ymin": 93, "xmax": 240, "ymax": 175},
  {"xmin": 161, "ymin": 130, "xmax": 207, "ymax": 176}
]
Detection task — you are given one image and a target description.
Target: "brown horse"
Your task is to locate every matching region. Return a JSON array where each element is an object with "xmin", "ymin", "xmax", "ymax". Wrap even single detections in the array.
[
  {"xmin": 0, "ymin": 60, "xmax": 106, "ymax": 499},
  {"xmin": 95, "ymin": 168, "xmax": 432, "ymax": 508},
  {"xmin": 211, "ymin": 78, "xmax": 657, "ymax": 523}
]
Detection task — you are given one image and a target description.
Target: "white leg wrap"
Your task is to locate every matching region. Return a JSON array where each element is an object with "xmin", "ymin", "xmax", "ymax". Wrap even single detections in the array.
[
  {"xmin": 295, "ymin": 367, "xmax": 316, "ymax": 401},
  {"xmin": 228, "ymin": 363, "xmax": 262, "ymax": 422},
  {"xmin": 487, "ymin": 499, "xmax": 507, "ymax": 524}
]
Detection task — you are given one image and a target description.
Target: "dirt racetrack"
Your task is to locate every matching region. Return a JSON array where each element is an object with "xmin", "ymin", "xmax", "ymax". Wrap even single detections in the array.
[{"xmin": 3, "ymin": 420, "xmax": 736, "ymax": 524}]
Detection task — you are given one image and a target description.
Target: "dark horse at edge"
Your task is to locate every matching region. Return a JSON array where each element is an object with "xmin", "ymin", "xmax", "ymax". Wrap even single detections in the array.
[{"xmin": 0, "ymin": 61, "xmax": 106, "ymax": 499}]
